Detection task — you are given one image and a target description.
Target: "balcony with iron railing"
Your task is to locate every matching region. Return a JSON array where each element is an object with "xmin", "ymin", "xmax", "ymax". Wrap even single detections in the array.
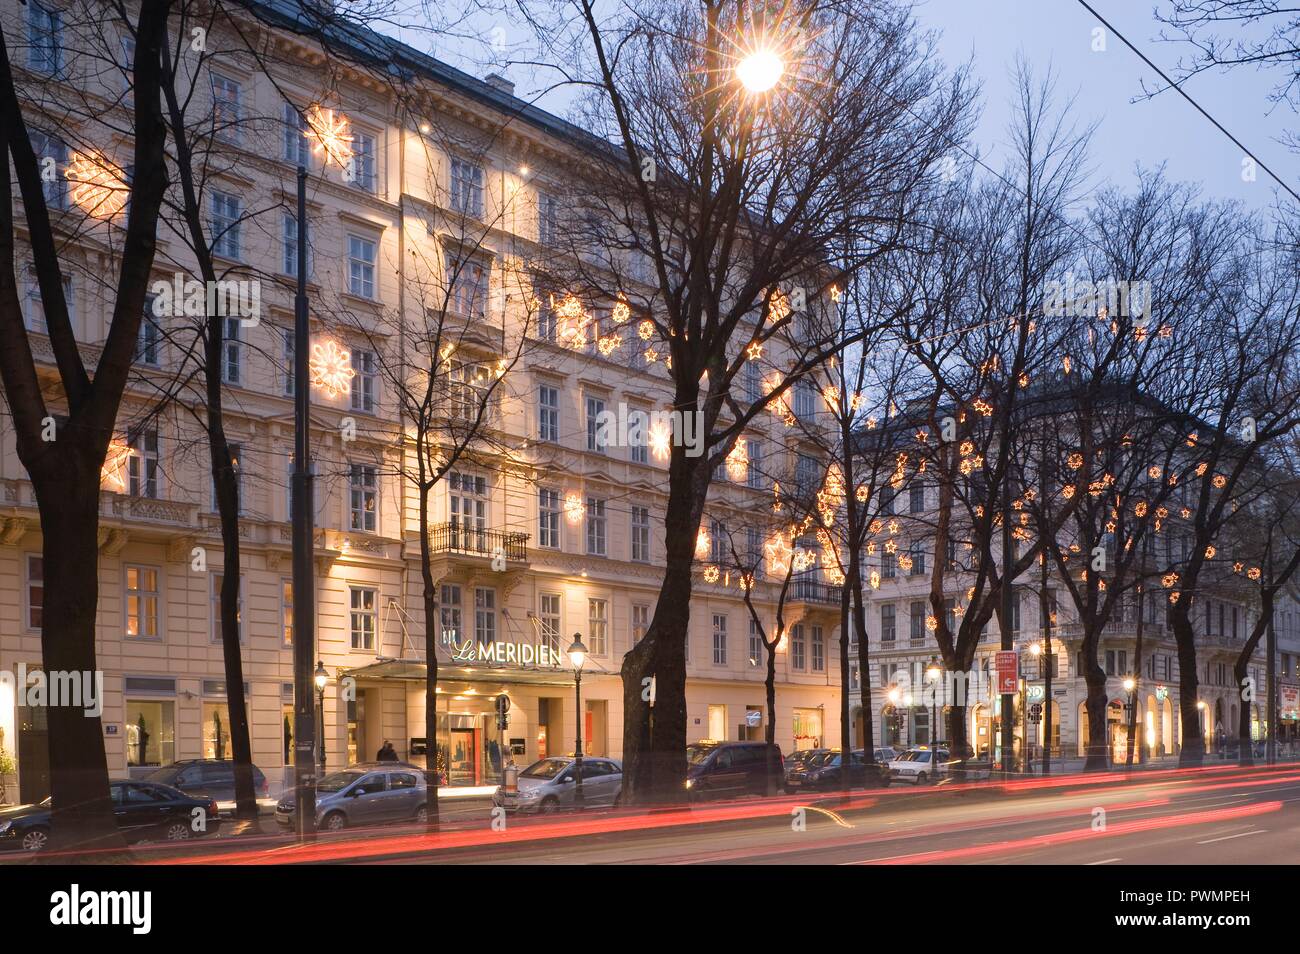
[
  {"xmin": 789, "ymin": 578, "xmax": 842, "ymax": 605},
  {"xmin": 427, "ymin": 522, "xmax": 529, "ymax": 562}
]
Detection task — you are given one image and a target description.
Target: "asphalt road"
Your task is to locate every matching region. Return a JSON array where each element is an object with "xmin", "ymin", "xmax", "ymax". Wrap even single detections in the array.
[
  {"xmin": 361, "ymin": 763, "xmax": 1300, "ymax": 865},
  {"xmin": 9, "ymin": 763, "xmax": 1297, "ymax": 865}
]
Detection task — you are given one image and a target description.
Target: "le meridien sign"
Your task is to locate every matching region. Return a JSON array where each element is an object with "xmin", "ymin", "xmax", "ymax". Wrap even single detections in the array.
[{"xmin": 447, "ymin": 636, "xmax": 560, "ymax": 668}]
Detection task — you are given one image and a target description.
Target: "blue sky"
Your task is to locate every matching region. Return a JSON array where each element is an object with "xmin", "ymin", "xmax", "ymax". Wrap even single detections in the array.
[{"xmin": 412, "ymin": 0, "xmax": 1298, "ymax": 210}]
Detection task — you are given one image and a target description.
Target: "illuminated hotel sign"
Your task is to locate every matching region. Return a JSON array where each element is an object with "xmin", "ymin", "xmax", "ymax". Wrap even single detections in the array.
[{"xmin": 447, "ymin": 637, "xmax": 560, "ymax": 668}]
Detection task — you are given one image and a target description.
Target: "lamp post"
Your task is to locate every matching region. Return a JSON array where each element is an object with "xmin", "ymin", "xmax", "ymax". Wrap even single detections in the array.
[
  {"xmin": 887, "ymin": 686, "xmax": 901, "ymax": 748},
  {"xmin": 567, "ymin": 633, "xmax": 588, "ymax": 807},
  {"xmin": 290, "ymin": 161, "xmax": 317, "ymax": 840},
  {"xmin": 926, "ymin": 656, "xmax": 941, "ymax": 752},
  {"xmin": 1122, "ymin": 676, "xmax": 1137, "ymax": 769},
  {"xmin": 1029, "ymin": 641, "xmax": 1042, "ymax": 771},
  {"xmin": 314, "ymin": 661, "xmax": 329, "ymax": 776}
]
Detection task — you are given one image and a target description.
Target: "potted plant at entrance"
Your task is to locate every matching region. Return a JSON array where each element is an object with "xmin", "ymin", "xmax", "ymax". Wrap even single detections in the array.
[
  {"xmin": 0, "ymin": 746, "xmax": 14, "ymax": 804},
  {"xmin": 135, "ymin": 713, "xmax": 150, "ymax": 768}
]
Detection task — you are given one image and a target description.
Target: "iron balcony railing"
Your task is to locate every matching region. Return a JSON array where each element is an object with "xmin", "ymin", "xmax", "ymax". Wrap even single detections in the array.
[
  {"xmin": 789, "ymin": 578, "xmax": 842, "ymax": 604},
  {"xmin": 428, "ymin": 522, "xmax": 529, "ymax": 561}
]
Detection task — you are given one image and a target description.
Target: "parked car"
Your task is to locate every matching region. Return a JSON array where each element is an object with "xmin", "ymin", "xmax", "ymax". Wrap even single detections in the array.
[
  {"xmin": 888, "ymin": 746, "xmax": 952, "ymax": 785},
  {"xmin": 0, "ymin": 780, "xmax": 221, "ymax": 853},
  {"xmin": 276, "ymin": 766, "xmax": 428, "ymax": 832},
  {"xmin": 685, "ymin": 741, "xmax": 784, "ymax": 799},
  {"xmin": 783, "ymin": 748, "xmax": 832, "ymax": 793},
  {"xmin": 491, "ymin": 756, "xmax": 623, "ymax": 814},
  {"xmin": 145, "ymin": 759, "xmax": 269, "ymax": 804}
]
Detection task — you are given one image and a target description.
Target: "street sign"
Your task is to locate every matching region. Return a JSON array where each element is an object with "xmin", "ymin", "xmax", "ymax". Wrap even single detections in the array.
[
  {"xmin": 1029, "ymin": 702, "xmax": 1043, "ymax": 723},
  {"xmin": 996, "ymin": 651, "xmax": 1019, "ymax": 694},
  {"xmin": 495, "ymin": 694, "xmax": 510, "ymax": 716}
]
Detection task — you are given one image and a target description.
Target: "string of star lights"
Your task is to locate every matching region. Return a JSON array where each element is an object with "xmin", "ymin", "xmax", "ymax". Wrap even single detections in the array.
[
  {"xmin": 67, "ymin": 150, "xmax": 129, "ymax": 218},
  {"xmin": 309, "ymin": 339, "xmax": 355, "ymax": 398}
]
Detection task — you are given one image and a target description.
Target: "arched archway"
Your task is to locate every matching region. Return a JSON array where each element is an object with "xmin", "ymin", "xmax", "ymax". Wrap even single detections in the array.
[
  {"xmin": 1144, "ymin": 695, "xmax": 1159, "ymax": 756},
  {"xmin": 1162, "ymin": 697, "xmax": 1174, "ymax": 755}
]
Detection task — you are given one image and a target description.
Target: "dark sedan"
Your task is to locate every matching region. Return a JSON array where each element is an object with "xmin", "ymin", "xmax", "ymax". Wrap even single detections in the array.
[
  {"xmin": 786, "ymin": 750, "xmax": 886, "ymax": 791},
  {"xmin": 0, "ymin": 780, "xmax": 221, "ymax": 853}
]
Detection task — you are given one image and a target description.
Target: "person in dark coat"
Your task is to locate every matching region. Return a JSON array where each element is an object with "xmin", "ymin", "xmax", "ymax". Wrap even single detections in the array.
[{"xmin": 377, "ymin": 740, "xmax": 398, "ymax": 762}]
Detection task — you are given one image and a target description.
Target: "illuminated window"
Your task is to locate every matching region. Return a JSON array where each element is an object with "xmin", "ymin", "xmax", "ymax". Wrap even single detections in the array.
[
  {"xmin": 128, "ymin": 428, "xmax": 160, "ymax": 498},
  {"xmin": 712, "ymin": 615, "xmax": 728, "ymax": 666},
  {"xmin": 281, "ymin": 579, "xmax": 293, "ymax": 647}
]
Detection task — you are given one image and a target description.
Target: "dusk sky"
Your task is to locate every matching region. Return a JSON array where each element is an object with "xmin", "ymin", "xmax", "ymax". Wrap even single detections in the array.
[{"xmin": 418, "ymin": 0, "xmax": 1299, "ymax": 212}]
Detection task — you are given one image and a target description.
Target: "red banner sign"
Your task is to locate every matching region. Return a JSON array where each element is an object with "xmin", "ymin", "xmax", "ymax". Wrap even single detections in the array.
[{"xmin": 996, "ymin": 651, "xmax": 1019, "ymax": 694}]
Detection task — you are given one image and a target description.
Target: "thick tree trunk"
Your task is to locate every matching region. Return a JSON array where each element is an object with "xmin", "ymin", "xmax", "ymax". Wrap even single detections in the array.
[
  {"xmin": 851, "ymin": 569, "xmax": 875, "ymax": 766},
  {"xmin": 1170, "ymin": 608, "xmax": 1205, "ymax": 766},
  {"xmin": 34, "ymin": 470, "xmax": 125, "ymax": 852},
  {"xmin": 620, "ymin": 460, "xmax": 703, "ymax": 804},
  {"xmin": 1235, "ymin": 656, "xmax": 1254, "ymax": 767},
  {"xmin": 211, "ymin": 432, "xmax": 256, "ymax": 818},
  {"xmin": 1080, "ymin": 620, "xmax": 1109, "ymax": 770}
]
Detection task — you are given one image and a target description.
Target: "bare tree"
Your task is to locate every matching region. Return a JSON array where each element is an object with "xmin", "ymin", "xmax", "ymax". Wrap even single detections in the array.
[
  {"xmin": 0, "ymin": 0, "xmax": 174, "ymax": 848},
  {"xmin": 519, "ymin": 0, "xmax": 972, "ymax": 802}
]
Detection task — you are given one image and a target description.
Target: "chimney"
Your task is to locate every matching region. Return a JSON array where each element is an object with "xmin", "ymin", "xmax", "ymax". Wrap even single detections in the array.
[{"xmin": 484, "ymin": 73, "xmax": 515, "ymax": 97}]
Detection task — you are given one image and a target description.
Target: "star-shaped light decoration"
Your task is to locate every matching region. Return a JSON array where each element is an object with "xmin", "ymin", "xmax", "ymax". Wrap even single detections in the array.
[
  {"xmin": 764, "ymin": 532, "xmax": 792, "ymax": 577},
  {"xmin": 305, "ymin": 105, "xmax": 354, "ymax": 169},
  {"xmin": 745, "ymin": 340, "xmax": 763, "ymax": 361},
  {"xmin": 101, "ymin": 437, "xmax": 132, "ymax": 491},
  {"xmin": 67, "ymin": 150, "xmax": 129, "ymax": 219},
  {"xmin": 309, "ymin": 339, "xmax": 355, "ymax": 398}
]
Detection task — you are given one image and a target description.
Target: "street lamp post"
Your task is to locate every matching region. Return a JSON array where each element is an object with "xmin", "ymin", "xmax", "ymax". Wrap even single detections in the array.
[
  {"xmin": 1029, "ymin": 641, "xmax": 1042, "ymax": 773},
  {"xmin": 291, "ymin": 163, "xmax": 317, "ymax": 840},
  {"xmin": 567, "ymin": 633, "xmax": 588, "ymax": 807},
  {"xmin": 926, "ymin": 656, "xmax": 941, "ymax": 756},
  {"xmin": 314, "ymin": 661, "xmax": 329, "ymax": 777},
  {"xmin": 1123, "ymin": 676, "xmax": 1137, "ymax": 769}
]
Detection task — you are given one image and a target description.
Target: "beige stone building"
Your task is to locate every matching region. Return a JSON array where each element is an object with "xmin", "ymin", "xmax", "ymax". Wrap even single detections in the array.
[{"xmin": 0, "ymin": 0, "xmax": 844, "ymax": 800}]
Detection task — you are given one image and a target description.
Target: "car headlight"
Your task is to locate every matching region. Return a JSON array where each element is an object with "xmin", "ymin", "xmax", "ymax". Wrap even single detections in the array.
[
  {"xmin": 685, "ymin": 778, "xmax": 695, "ymax": 789},
  {"xmin": 0, "ymin": 821, "xmax": 11, "ymax": 835},
  {"xmin": 516, "ymin": 788, "xmax": 540, "ymax": 799}
]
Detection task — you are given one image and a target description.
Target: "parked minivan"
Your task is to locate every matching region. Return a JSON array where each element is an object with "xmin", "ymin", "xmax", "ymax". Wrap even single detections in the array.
[
  {"xmin": 685, "ymin": 741, "xmax": 783, "ymax": 799},
  {"xmin": 145, "ymin": 759, "xmax": 268, "ymax": 803}
]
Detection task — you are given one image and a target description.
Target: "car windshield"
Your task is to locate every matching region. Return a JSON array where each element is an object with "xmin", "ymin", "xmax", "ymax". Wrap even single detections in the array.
[
  {"xmin": 810, "ymin": 751, "xmax": 837, "ymax": 767},
  {"xmin": 317, "ymin": 770, "xmax": 365, "ymax": 793},
  {"xmin": 520, "ymin": 758, "xmax": 571, "ymax": 779},
  {"xmin": 686, "ymin": 745, "xmax": 717, "ymax": 765},
  {"xmin": 911, "ymin": 751, "xmax": 932, "ymax": 763},
  {"xmin": 143, "ymin": 766, "xmax": 179, "ymax": 782}
]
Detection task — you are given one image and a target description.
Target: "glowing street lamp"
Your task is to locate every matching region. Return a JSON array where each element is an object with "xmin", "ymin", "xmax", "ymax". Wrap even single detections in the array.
[
  {"xmin": 568, "ymin": 633, "xmax": 589, "ymax": 806},
  {"xmin": 737, "ymin": 48, "xmax": 784, "ymax": 93}
]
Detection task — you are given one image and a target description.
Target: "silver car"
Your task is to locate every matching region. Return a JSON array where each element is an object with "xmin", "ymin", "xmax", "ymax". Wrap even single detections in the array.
[
  {"xmin": 492, "ymin": 756, "xmax": 623, "ymax": 813},
  {"xmin": 275, "ymin": 766, "xmax": 428, "ymax": 832}
]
